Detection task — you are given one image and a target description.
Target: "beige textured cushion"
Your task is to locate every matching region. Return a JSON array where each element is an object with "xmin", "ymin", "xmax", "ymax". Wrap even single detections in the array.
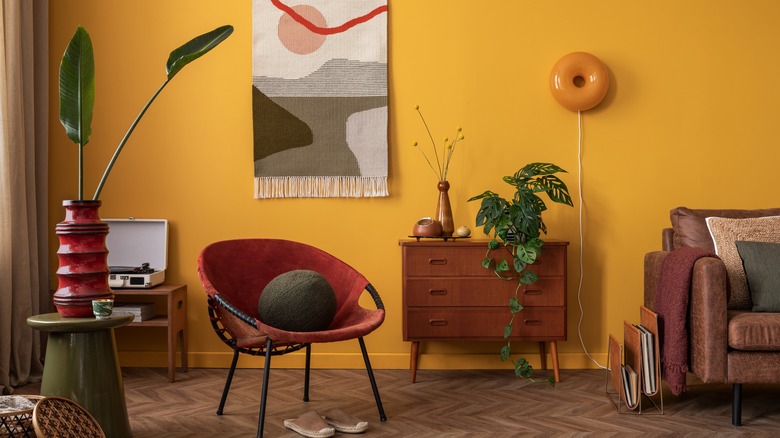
[{"xmin": 706, "ymin": 216, "xmax": 780, "ymax": 309}]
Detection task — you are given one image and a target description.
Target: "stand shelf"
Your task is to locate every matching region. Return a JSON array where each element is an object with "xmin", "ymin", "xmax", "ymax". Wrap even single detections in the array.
[{"xmin": 113, "ymin": 284, "xmax": 187, "ymax": 382}]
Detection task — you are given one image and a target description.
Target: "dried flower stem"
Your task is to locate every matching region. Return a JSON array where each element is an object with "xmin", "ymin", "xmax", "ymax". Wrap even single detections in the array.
[
  {"xmin": 414, "ymin": 141, "xmax": 441, "ymax": 180},
  {"xmin": 415, "ymin": 106, "xmax": 443, "ymax": 178},
  {"xmin": 413, "ymin": 105, "xmax": 464, "ymax": 182}
]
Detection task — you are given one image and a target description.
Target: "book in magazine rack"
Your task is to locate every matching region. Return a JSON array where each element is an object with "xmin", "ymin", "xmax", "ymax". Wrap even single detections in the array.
[{"xmin": 605, "ymin": 306, "xmax": 664, "ymax": 414}]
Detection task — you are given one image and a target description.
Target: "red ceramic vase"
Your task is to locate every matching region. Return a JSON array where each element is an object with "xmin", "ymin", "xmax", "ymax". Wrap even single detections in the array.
[{"xmin": 53, "ymin": 200, "xmax": 113, "ymax": 317}]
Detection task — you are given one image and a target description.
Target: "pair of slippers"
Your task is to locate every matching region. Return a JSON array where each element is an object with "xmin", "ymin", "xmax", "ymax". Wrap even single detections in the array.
[{"xmin": 284, "ymin": 409, "xmax": 368, "ymax": 437}]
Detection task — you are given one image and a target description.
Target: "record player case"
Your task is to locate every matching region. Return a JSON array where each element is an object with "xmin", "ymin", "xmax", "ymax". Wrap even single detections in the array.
[{"xmin": 105, "ymin": 218, "xmax": 167, "ymax": 288}]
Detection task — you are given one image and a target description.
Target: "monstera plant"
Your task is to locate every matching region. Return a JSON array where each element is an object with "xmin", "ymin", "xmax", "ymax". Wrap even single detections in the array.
[
  {"xmin": 59, "ymin": 24, "xmax": 234, "ymax": 200},
  {"xmin": 468, "ymin": 162, "xmax": 573, "ymax": 383}
]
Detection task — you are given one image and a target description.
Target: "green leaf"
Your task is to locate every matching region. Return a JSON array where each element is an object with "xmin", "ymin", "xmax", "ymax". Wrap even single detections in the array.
[
  {"xmin": 92, "ymin": 24, "xmax": 234, "ymax": 200},
  {"xmin": 503, "ymin": 324, "xmax": 512, "ymax": 339},
  {"xmin": 59, "ymin": 26, "xmax": 95, "ymax": 147},
  {"xmin": 166, "ymin": 25, "xmax": 234, "ymax": 80},
  {"xmin": 467, "ymin": 190, "xmax": 494, "ymax": 202},
  {"xmin": 519, "ymin": 269, "xmax": 538, "ymax": 285},
  {"xmin": 496, "ymin": 259, "xmax": 509, "ymax": 272},
  {"xmin": 540, "ymin": 175, "xmax": 573, "ymax": 206},
  {"xmin": 481, "ymin": 257, "xmax": 492, "ymax": 269},
  {"xmin": 500, "ymin": 345, "xmax": 511, "ymax": 361},
  {"xmin": 487, "ymin": 239, "xmax": 500, "ymax": 250},
  {"xmin": 509, "ymin": 297, "xmax": 523, "ymax": 314},
  {"xmin": 514, "ymin": 358, "xmax": 534, "ymax": 379},
  {"xmin": 513, "ymin": 257, "xmax": 527, "ymax": 273}
]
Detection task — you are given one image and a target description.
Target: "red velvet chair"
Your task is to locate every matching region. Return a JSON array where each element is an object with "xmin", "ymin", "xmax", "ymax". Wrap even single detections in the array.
[{"xmin": 197, "ymin": 239, "xmax": 386, "ymax": 437}]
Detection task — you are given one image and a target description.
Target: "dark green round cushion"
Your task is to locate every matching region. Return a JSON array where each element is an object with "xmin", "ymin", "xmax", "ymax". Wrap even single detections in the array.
[{"xmin": 258, "ymin": 269, "xmax": 337, "ymax": 332}]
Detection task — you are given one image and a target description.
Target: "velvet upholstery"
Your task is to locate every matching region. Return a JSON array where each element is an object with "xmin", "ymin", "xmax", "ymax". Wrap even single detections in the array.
[
  {"xmin": 645, "ymin": 207, "xmax": 780, "ymax": 425},
  {"xmin": 197, "ymin": 238, "xmax": 387, "ymax": 437},
  {"xmin": 198, "ymin": 238, "xmax": 385, "ymax": 344}
]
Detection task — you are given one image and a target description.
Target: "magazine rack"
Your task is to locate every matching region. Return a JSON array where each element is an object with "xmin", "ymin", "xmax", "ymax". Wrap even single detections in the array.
[{"xmin": 605, "ymin": 306, "xmax": 664, "ymax": 414}]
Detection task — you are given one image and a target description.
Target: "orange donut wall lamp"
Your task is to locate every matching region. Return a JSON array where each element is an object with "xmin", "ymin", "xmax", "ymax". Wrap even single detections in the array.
[{"xmin": 550, "ymin": 52, "xmax": 609, "ymax": 112}]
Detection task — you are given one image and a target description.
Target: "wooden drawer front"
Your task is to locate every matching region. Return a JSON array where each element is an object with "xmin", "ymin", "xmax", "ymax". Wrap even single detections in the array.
[
  {"xmin": 404, "ymin": 277, "xmax": 565, "ymax": 307},
  {"xmin": 403, "ymin": 245, "xmax": 565, "ymax": 278},
  {"xmin": 406, "ymin": 307, "xmax": 565, "ymax": 340}
]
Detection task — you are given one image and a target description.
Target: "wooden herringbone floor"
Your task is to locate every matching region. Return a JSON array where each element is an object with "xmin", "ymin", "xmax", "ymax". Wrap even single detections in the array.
[{"xmin": 16, "ymin": 367, "xmax": 780, "ymax": 437}]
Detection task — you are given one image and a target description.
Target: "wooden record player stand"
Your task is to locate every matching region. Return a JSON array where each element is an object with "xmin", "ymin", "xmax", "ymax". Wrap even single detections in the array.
[{"xmin": 113, "ymin": 284, "xmax": 188, "ymax": 382}]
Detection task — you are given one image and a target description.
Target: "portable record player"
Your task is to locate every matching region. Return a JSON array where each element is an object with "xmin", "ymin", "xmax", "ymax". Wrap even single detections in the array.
[{"xmin": 105, "ymin": 218, "xmax": 168, "ymax": 288}]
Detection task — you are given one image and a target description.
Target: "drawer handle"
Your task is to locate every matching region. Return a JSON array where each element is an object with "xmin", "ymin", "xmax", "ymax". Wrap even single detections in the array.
[
  {"xmin": 428, "ymin": 289, "xmax": 448, "ymax": 295},
  {"xmin": 524, "ymin": 319, "xmax": 542, "ymax": 326},
  {"xmin": 428, "ymin": 258, "xmax": 448, "ymax": 265},
  {"xmin": 429, "ymin": 319, "xmax": 448, "ymax": 326},
  {"xmin": 524, "ymin": 289, "xmax": 543, "ymax": 295}
]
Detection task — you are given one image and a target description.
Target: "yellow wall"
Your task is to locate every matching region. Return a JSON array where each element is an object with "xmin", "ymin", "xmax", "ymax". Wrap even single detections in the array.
[{"xmin": 48, "ymin": 1, "xmax": 780, "ymax": 372}]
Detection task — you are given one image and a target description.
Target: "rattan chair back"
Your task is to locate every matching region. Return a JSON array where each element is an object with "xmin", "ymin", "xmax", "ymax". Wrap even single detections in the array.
[{"xmin": 32, "ymin": 396, "xmax": 105, "ymax": 438}]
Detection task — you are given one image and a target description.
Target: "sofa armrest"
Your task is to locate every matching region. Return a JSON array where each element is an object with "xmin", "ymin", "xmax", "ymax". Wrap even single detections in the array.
[
  {"xmin": 643, "ymin": 251, "xmax": 667, "ymax": 310},
  {"xmin": 644, "ymin": 251, "xmax": 730, "ymax": 382},
  {"xmin": 689, "ymin": 257, "xmax": 729, "ymax": 382}
]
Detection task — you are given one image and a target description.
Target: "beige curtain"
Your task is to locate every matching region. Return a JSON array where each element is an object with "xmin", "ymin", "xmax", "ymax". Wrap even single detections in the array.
[{"xmin": 0, "ymin": 0, "xmax": 48, "ymax": 395}]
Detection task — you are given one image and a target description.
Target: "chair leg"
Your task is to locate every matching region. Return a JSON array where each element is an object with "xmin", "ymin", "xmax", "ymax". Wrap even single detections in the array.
[
  {"xmin": 217, "ymin": 349, "xmax": 240, "ymax": 415},
  {"xmin": 732, "ymin": 383, "xmax": 742, "ymax": 426},
  {"xmin": 257, "ymin": 337, "xmax": 274, "ymax": 438},
  {"xmin": 358, "ymin": 337, "xmax": 387, "ymax": 422},
  {"xmin": 303, "ymin": 343, "xmax": 311, "ymax": 402}
]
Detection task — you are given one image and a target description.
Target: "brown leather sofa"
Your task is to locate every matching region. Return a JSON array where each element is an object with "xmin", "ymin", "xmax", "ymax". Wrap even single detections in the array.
[{"xmin": 644, "ymin": 207, "xmax": 780, "ymax": 426}]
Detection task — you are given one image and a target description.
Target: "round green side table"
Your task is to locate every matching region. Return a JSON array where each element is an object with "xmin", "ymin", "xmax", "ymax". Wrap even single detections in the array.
[{"xmin": 27, "ymin": 313, "xmax": 134, "ymax": 438}]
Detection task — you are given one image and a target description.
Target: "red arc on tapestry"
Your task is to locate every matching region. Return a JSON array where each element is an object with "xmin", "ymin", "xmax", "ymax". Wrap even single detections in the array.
[{"xmin": 271, "ymin": 0, "xmax": 387, "ymax": 35}]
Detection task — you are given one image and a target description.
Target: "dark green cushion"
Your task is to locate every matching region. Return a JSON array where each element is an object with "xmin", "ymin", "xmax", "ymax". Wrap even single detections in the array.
[
  {"xmin": 735, "ymin": 240, "xmax": 780, "ymax": 312},
  {"xmin": 258, "ymin": 269, "xmax": 337, "ymax": 331}
]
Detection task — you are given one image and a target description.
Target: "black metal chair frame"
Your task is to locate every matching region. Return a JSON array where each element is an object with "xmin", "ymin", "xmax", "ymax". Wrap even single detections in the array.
[{"xmin": 207, "ymin": 285, "xmax": 387, "ymax": 438}]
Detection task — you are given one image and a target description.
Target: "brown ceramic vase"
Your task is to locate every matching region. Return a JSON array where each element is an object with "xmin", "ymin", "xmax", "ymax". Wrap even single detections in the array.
[{"xmin": 435, "ymin": 181, "xmax": 454, "ymax": 237}]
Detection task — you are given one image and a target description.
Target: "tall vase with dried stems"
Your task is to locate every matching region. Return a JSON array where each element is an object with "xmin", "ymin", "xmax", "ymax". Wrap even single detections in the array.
[{"xmin": 413, "ymin": 105, "xmax": 464, "ymax": 236}]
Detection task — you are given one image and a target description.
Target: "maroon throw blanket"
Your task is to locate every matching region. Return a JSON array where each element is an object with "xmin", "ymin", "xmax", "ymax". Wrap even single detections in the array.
[{"xmin": 654, "ymin": 247, "xmax": 717, "ymax": 396}]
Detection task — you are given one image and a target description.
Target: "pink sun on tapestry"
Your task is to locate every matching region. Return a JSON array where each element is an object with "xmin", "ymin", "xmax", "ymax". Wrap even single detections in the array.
[{"xmin": 252, "ymin": 0, "xmax": 388, "ymax": 198}]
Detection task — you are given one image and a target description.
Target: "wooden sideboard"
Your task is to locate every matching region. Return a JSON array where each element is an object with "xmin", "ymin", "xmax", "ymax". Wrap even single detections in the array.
[{"xmin": 400, "ymin": 239, "xmax": 568, "ymax": 383}]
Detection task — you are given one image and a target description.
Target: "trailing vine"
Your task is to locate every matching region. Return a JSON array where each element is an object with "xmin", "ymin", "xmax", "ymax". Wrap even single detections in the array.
[{"xmin": 468, "ymin": 162, "xmax": 573, "ymax": 384}]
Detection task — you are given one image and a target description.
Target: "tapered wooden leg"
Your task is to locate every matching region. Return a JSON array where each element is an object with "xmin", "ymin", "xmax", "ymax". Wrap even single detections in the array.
[
  {"xmin": 179, "ymin": 328, "xmax": 188, "ymax": 373},
  {"xmin": 550, "ymin": 341, "xmax": 561, "ymax": 383},
  {"xmin": 410, "ymin": 341, "xmax": 419, "ymax": 383},
  {"xmin": 538, "ymin": 342, "xmax": 547, "ymax": 370}
]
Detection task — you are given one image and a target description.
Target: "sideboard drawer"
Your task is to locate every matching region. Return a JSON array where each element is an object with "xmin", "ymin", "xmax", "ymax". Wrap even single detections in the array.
[
  {"xmin": 403, "ymin": 244, "xmax": 566, "ymax": 278},
  {"xmin": 405, "ymin": 307, "xmax": 565, "ymax": 340},
  {"xmin": 404, "ymin": 277, "xmax": 565, "ymax": 307}
]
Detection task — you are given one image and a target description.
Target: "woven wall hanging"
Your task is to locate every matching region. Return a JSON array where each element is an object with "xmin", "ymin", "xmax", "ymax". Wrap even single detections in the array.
[{"xmin": 252, "ymin": 0, "xmax": 388, "ymax": 198}]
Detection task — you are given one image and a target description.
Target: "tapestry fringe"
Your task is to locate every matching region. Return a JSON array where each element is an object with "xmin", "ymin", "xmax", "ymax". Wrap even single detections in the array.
[{"xmin": 255, "ymin": 176, "xmax": 388, "ymax": 198}]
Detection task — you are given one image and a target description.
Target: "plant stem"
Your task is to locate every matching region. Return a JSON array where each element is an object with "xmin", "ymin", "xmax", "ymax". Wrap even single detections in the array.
[
  {"xmin": 416, "ymin": 147, "xmax": 443, "ymax": 180},
  {"xmin": 78, "ymin": 144, "xmax": 84, "ymax": 200},
  {"xmin": 442, "ymin": 137, "xmax": 458, "ymax": 180},
  {"xmin": 416, "ymin": 107, "xmax": 442, "ymax": 179},
  {"xmin": 92, "ymin": 80, "xmax": 170, "ymax": 200}
]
